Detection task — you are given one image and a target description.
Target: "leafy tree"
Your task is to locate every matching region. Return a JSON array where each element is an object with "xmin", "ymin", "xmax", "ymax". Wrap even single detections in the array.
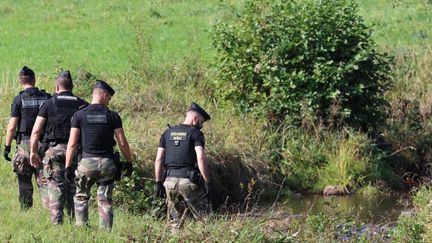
[{"xmin": 213, "ymin": 0, "xmax": 392, "ymax": 131}]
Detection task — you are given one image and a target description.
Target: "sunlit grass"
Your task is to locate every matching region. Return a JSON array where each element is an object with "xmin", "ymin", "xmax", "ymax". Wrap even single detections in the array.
[{"xmin": 1, "ymin": 0, "xmax": 432, "ymax": 241}]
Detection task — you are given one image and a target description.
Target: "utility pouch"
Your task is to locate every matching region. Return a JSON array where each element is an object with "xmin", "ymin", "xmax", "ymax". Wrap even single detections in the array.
[
  {"xmin": 40, "ymin": 143, "xmax": 49, "ymax": 154},
  {"xmin": 77, "ymin": 145, "xmax": 82, "ymax": 162},
  {"xmin": 188, "ymin": 169, "xmax": 203, "ymax": 185},
  {"xmin": 14, "ymin": 133, "xmax": 22, "ymax": 145}
]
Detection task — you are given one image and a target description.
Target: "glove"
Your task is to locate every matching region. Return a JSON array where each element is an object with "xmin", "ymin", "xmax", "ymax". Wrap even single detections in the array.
[
  {"xmin": 154, "ymin": 181, "xmax": 166, "ymax": 198},
  {"xmin": 64, "ymin": 167, "xmax": 75, "ymax": 184},
  {"xmin": 114, "ymin": 162, "xmax": 123, "ymax": 181},
  {"xmin": 3, "ymin": 145, "xmax": 11, "ymax": 161},
  {"xmin": 122, "ymin": 162, "xmax": 133, "ymax": 177}
]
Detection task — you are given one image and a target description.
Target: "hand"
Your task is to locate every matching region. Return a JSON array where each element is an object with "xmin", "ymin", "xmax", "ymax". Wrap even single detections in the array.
[
  {"xmin": 3, "ymin": 145, "xmax": 11, "ymax": 161},
  {"xmin": 64, "ymin": 167, "xmax": 75, "ymax": 184},
  {"xmin": 122, "ymin": 162, "xmax": 133, "ymax": 177},
  {"xmin": 30, "ymin": 152, "xmax": 41, "ymax": 168},
  {"xmin": 154, "ymin": 181, "xmax": 166, "ymax": 198}
]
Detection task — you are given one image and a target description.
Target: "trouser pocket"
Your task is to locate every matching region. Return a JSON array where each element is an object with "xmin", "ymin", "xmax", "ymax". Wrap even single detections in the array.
[{"xmin": 13, "ymin": 153, "xmax": 32, "ymax": 176}]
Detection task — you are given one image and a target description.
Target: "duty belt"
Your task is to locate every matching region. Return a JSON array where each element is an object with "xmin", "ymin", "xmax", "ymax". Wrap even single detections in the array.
[{"xmin": 166, "ymin": 167, "xmax": 192, "ymax": 178}]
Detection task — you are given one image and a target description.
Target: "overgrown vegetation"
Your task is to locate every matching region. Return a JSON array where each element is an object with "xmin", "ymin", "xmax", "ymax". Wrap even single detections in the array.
[
  {"xmin": 213, "ymin": 0, "xmax": 392, "ymax": 131},
  {"xmin": 1, "ymin": 0, "xmax": 432, "ymax": 241}
]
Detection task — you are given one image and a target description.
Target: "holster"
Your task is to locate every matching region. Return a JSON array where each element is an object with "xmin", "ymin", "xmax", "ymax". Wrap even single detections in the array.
[
  {"xmin": 77, "ymin": 145, "xmax": 82, "ymax": 162},
  {"xmin": 188, "ymin": 169, "xmax": 203, "ymax": 185},
  {"xmin": 14, "ymin": 133, "xmax": 22, "ymax": 145},
  {"xmin": 40, "ymin": 142, "xmax": 49, "ymax": 153}
]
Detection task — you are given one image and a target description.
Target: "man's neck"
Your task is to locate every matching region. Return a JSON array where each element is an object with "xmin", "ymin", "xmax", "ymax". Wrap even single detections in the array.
[
  {"xmin": 22, "ymin": 84, "xmax": 34, "ymax": 89},
  {"xmin": 58, "ymin": 89, "xmax": 71, "ymax": 94},
  {"xmin": 182, "ymin": 119, "xmax": 193, "ymax": 126}
]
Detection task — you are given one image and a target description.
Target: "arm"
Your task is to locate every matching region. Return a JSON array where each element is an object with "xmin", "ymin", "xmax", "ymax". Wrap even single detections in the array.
[
  {"xmin": 5, "ymin": 117, "xmax": 19, "ymax": 147},
  {"xmin": 29, "ymin": 116, "xmax": 46, "ymax": 167},
  {"xmin": 65, "ymin": 128, "xmax": 80, "ymax": 168},
  {"xmin": 195, "ymin": 146, "xmax": 210, "ymax": 182},
  {"xmin": 154, "ymin": 147, "xmax": 165, "ymax": 182},
  {"xmin": 114, "ymin": 128, "xmax": 132, "ymax": 163}
]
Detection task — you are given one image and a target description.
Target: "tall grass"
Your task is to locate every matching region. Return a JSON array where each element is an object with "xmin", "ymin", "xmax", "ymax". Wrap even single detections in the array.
[
  {"xmin": 0, "ymin": 0, "xmax": 432, "ymax": 241},
  {"xmin": 0, "ymin": 159, "xmax": 406, "ymax": 242}
]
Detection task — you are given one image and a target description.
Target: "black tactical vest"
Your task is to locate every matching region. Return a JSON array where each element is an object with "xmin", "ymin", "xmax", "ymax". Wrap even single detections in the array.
[
  {"xmin": 164, "ymin": 125, "xmax": 196, "ymax": 169},
  {"xmin": 45, "ymin": 94, "xmax": 84, "ymax": 143},
  {"xmin": 18, "ymin": 89, "xmax": 50, "ymax": 135},
  {"xmin": 81, "ymin": 106, "xmax": 115, "ymax": 156}
]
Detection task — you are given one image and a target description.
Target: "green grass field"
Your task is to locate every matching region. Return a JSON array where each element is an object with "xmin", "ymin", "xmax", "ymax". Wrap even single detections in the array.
[
  {"xmin": 1, "ymin": 0, "xmax": 432, "ymax": 241},
  {"xmin": 0, "ymin": 0, "xmax": 230, "ymax": 76}
]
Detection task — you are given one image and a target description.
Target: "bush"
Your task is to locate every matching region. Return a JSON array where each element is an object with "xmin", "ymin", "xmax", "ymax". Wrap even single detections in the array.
[{"xmin": 212, "ymin": 0, "xmax": 392, "ymax": 130}]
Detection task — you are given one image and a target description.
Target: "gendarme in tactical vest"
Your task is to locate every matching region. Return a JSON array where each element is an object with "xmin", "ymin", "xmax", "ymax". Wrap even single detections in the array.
[
  {"xmin": 80, "ymin": 105, "xmax": 116, "ymax": 157},
  {"xmin": 17, "ymin": 88, "xmax": 50, "ymax": 138},
  {"xmin": 45, "ymin": 94, "xmax": 84, "ymax": 143},
  {"xmin": 164, "ymin": 125, "xmax": 197, "ymax": 170}
]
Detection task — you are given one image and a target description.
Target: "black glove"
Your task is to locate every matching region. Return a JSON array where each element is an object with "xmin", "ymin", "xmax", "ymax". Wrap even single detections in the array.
[
  {"xmin": 3, "ymin": 145, "xmax": 11, "ymax": 161},
  {"xmin": 114, "ymin": 162, "xmax": 123, "ymax": 181},
  {"xmin": 64, "ymin": 167, "xmax": 75, "ymax": 184},
  {"xmin": 154, "ymin": 181, "xmax": 166, "ymax": 198},
  {"xmin": 123, "ymin": 162, "xmax": 133, "ymax": 177}
]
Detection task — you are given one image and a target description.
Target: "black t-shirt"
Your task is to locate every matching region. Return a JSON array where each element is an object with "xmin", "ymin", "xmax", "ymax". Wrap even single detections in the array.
[
  {"xmin": 71, "ymin": 104, "xmax": 122, "ymax": 157},
  {"xmin": 10, "ymin": 87, "xmax": 51, "ymax": 118},
  {"xmin": 71, "ymin": 104, "xmax": 122, "ymax": 129},
  {"xmin": 38, "ymin": 91, "xmax": 88, "ymax": 118},
  {"xmin": 159, "ymin": 124, "xmax": 205, "ymax": 148}
]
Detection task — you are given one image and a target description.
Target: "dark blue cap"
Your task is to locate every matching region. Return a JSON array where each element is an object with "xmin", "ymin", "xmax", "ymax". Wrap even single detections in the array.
[
  {"xmin": 190, "ymin": 102, "xmax": 211, "ymax": 121},
  {"xmin": 57, "ymin": 70, "xmax": 72, "ymax": 81},
  {"xmin": 20, "ymin": 66, "xmax": 35, "ymax": 77},
  {"xmin": 94, "ymin": 80, "xmax": 115, "ymax": 96}
]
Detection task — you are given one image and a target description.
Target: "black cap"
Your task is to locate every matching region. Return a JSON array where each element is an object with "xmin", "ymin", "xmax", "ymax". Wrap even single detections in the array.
[
  {"xmin": 190, "ymin": 102, "xmax": 211, "ymax": 121},
  {"xmin": 20, "ymin": 66, "xmax": 35, "ymax": 77},
  {"xmin": 94, "ymin": 80, "xmax": 115, "ymax": 96},
  {"xmin": 57, "ymin": 70, "xmax": 72, "ymax": 81}
]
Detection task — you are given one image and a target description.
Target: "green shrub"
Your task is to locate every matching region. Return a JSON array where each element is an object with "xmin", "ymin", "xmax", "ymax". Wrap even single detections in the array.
[
  {"xmin": 113, "ymin": 171, "xmax": 165, "ymax": 217},
  {"xmin": 212, "ymin": 0, "xmax": 392, "ymax": 130}
]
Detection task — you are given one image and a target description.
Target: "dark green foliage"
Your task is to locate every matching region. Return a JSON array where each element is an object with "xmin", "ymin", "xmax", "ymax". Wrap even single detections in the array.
[
  {"xmin": 212, "ymin": 0, "xmax": 392, "ymax": 130},
  {"xmin": 114, "ymin": 171, "xmax": 165, "ymax": 218},
  {"xmin": 73, "ymin": 69, "xmax": 98, "ymax": 100},
  {"xmin": 383, "ymin": 98, "xmax": 432, "ymax": 182}
]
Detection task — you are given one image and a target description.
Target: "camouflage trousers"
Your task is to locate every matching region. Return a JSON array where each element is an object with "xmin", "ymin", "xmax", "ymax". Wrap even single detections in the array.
[
  {"xmin": 74, "ymin": 157, "xmax": 117, "ymax": 231},
  {"xmin": 42, "ymin": 143, "xmax": 76, "ymax": 224},
  {"xmin": 164, "ymin": 177, "xmax": 211, "ymax": 229},
  {"xmin": 12, "ymin": 139, "xmax": 49, "ymax": 210}
]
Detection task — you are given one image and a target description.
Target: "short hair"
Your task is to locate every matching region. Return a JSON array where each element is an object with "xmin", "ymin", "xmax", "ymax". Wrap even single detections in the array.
[
  {"xmin": 56, "ymin": 77, "xmax": 73, "ymax": 90},
  {"xmin": 186, "ymin": 109, "xmax": 204, "ymax": 121},
  {"xmin": 93, "ymin": 87, "xmax": 111, "ymax": 96},
  {"xmin": 19, "ymin": 75, "xmax": 35, "ymax": 85}
]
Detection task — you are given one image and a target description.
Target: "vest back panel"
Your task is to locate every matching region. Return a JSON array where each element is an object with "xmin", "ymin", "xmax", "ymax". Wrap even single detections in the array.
[
  {"xmin": 18, "ymin": 91, "xmax": 50, "ymax": 135},
  {"xmin": 164, "ymin": 125, "xmax": 196, "ymax": 169},
  {"xmin": 81, "ymin": 107, "xmax": 115, "ymax": 156},
  {"xmin": 45, "ymin": 95, "xmax": 83, "ymax": 142}
]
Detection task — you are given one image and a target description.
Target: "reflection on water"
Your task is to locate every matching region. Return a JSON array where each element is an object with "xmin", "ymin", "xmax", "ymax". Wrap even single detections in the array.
[{"xmin": 276, "ymin": 193, "xmax": 411, "ymax": 223}]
